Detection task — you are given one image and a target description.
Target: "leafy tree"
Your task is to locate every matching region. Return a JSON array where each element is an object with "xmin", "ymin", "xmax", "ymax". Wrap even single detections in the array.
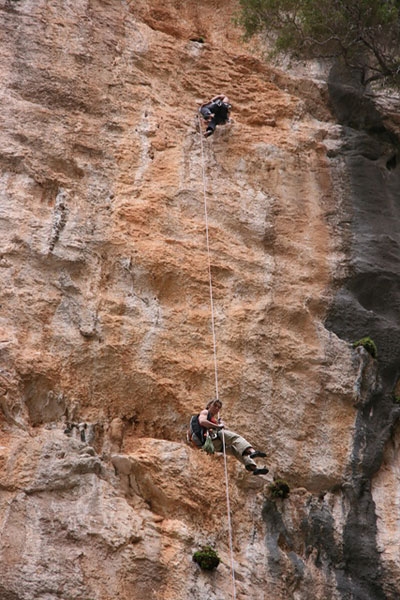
[{"xmin": 237, "ymin": 0, "xmax": 400, "ymax": 86}]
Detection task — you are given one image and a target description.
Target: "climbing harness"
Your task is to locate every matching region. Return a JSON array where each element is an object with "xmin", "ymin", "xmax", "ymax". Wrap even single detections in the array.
[{"xmin": 198, "ymin": 114, "xmax": 237, "ymax": 600}]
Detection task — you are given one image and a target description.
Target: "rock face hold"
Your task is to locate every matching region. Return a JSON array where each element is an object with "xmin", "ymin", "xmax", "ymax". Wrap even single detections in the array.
[{"xmin": 1, "ymin": 0, "xmax": 400, "ymax": 599}]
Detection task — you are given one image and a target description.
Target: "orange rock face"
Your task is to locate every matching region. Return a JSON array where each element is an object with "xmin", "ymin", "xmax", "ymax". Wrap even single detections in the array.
[{"xmin": 0, "ymin": 0, "xmax": 383, "ymax": 599}]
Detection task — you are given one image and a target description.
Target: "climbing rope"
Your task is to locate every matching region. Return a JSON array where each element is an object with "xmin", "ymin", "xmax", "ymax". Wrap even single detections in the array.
[
  {"xmin": 220, "ymin": 428, "xmax": 237, "ymax": 600},
  {"xmin": 198, "ymin": 113, "xmax": 237, "ymax": 600},
  {"xmin": 198, "ymin": 114, "xmax": 219, "ymax": 400}
]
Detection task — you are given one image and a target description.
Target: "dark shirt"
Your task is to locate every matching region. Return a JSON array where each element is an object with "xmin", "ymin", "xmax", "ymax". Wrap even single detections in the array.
[{"xmin": 208, "ymin": 100, "xmax": 230, "ymax": 124}]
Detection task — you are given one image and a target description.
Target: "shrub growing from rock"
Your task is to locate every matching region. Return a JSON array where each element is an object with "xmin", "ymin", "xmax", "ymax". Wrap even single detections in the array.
[
  {"xmin": 192, "ymin": 546, "xmax": 220, "ymax": 570},
  {"xmin": 352, "ymin": 336, "xmax": 377, "ymax": 359},
  {"xmin": 269, "ymin": 479, "xmax": 290, "ymax": 499}
]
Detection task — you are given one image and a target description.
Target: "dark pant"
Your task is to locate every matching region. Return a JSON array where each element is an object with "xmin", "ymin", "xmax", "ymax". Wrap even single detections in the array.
[{"xmin": 206, "ymin": 117, "xmax": 217, "ymax": 134}]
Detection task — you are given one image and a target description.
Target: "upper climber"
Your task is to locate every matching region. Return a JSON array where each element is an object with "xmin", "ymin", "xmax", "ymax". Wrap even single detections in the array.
[
  {"xmin": 189, "ymin": 398, "xmax": 269, "ymax": 475},
  {"xmin": 199, "ymin": 94, "xmax": 231, "ymax": 138}
]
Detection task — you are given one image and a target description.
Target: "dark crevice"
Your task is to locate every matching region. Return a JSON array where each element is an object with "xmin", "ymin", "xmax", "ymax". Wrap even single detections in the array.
[
  {"xmin": 324, "ymin": 62, "xmax": 400, "ymax": 599},
  {"xmin": 386, "ymin": 154, "xmax": 397, "ymax": 170}
]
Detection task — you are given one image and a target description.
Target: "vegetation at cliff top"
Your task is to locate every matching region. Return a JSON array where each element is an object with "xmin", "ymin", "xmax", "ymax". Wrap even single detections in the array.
[
  {"xmin": 352, "ymin": 336, "xmax": 378, "ymax": 358},
  {"xmin": 192, "ymin": 546, "xmax": 221, "ymax": 570},
  {"xmin": 237, "ymin": 0, "xmax": 400, "ymax": 87}
]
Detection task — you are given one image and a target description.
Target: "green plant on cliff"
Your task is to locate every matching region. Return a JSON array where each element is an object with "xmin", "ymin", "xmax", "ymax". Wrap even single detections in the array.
[
  {"xmin": 237, "ymin": 0, "xmax": 400, "ymax": 87},
  {"xmin": 269, "ymin": 479, "xmax": 290, "ymax": 499},
  {"xmin": 352, "ymin": 336, "xmax": 378, "ymax": 359},
  {"xmin": 192, "ymin": 546, "xmax": 221, "ymax": 570}
]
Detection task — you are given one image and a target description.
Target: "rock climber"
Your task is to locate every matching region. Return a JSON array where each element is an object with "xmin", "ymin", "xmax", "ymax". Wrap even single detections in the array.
[
  {"xmin": 193, "ymin": 398, "xmax": 269, "ymax": 475},
  {"xmin": 199, "ymin": 94, "xmax": 231, "ymax": 137}
]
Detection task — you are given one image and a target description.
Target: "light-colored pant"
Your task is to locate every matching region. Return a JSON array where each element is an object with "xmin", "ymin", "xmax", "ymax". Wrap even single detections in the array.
[{"xmin": 212, "ymin": 429, "xmax": 256, "ymax": 469}]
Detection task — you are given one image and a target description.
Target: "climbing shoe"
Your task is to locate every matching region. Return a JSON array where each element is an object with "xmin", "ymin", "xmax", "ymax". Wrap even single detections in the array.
[
  {"xmin": 253, "ymin": 467, "xmax": 269, "ymax": 476},
  {"xmin": 249, "ymin": 451, "xmax": 267, "ymax": 459},
  {"xmin": 204, "ymin": 129, "xmax": 213, "ymax": 138}
]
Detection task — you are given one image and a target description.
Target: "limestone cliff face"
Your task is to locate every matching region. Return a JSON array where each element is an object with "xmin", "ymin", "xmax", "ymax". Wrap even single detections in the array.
[{"xmin": 0, "ymin": 1, "xmax": 399, "ymax": 599}]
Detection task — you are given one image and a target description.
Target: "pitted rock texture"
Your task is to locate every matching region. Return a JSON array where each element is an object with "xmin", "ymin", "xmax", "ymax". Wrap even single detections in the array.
[{"xmin": 1, "ymin": 0, "xmax": 399, "ymax": 599}]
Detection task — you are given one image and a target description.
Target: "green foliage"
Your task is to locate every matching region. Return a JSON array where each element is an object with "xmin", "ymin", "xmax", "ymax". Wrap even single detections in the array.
[
  {"xmin": 192, "ymin": 546, "xmax": 221, "ymax": 570},
  {"xmin": 394, "ymin": 395, "xmax": 400, "ymax": 404},
  {"xmin": 237, "ymin": 0, "xmax": 400, "ymax": 86},
  {"xmin": 352, "ymin": 336, "xmax": 378, "ymax": 359},
  {"xmin": 269, "ymin": 479, "xmax": 290, "ymax": 499}
]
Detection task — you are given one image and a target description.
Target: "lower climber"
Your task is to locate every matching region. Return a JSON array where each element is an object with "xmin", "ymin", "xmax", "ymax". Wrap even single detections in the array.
[
  {"xmin": 199, "ymin": 94, "xmax": 231, "ymax": 137},
  {"xmin": 191, "ymin": 398, "xmax": 269, "ymax": 475}
]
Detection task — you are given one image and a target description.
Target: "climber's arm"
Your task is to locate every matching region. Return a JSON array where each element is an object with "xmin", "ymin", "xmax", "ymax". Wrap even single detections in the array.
[{"xmin": 198, "ymin": 409, "xmax": 224, "ymax": 429}]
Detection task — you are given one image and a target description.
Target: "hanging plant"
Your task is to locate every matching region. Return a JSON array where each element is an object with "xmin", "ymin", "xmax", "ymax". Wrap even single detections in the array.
[{"xmin": 192, "ymin": 546, "xmax": 221, "ymax": 570}]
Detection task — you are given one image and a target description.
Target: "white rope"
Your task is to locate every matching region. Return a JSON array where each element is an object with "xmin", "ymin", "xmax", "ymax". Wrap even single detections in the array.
[
  {"xmin": 221, "ymin": 428, "xmax": 237, "ymax": 600},
  {"xmin": 198, "ymin": 114, "xmax": 237, "ymax": 600},
  {"xmin": 198, "ymin": 115, "xmax": 219, "ymax": 400}
]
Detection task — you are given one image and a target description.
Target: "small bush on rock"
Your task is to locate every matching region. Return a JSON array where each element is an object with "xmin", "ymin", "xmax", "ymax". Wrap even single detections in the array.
[
  {"xmin": 352, "ymin": 336, "xmax": 377, "ymax": 359},
  {"xmin": 192, "ymin": 546, "xmax": 220, "ymax": 570},
  {"xmin": 269, "ymin": 479, "xmax": 290, "ymax": 499}
]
